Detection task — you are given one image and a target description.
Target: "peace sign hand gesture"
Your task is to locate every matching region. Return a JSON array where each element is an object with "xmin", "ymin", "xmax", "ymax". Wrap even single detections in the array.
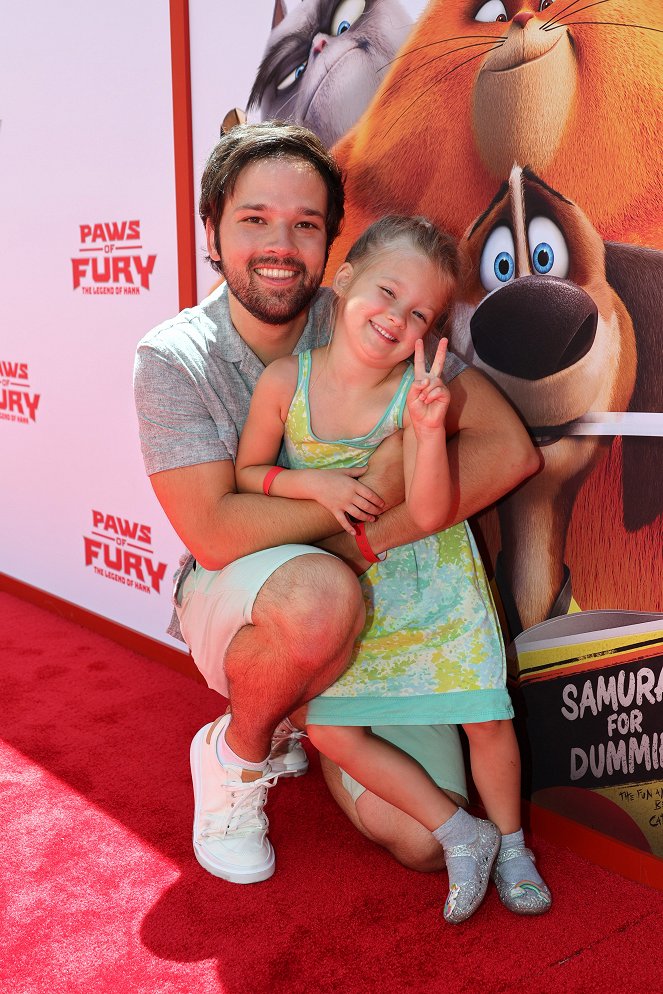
[{"xmin": 406, "ymin": 338, "xmax": 451, "ymax": 437}]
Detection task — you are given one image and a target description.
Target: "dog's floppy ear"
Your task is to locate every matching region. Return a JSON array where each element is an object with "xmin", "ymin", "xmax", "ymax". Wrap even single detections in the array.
[{"xmin": 605, "ymin": 242, "xmax": 663, "ymax": 531}]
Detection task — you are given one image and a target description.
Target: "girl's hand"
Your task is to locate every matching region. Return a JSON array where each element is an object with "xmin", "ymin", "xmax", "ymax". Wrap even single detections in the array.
[
  {"xmin": 304, "ymin": 467, "xmax": 385, "ymax": 535},
  {"xmin": 406, "ymin": 338, "xmax": 451, "ymax": 436}
]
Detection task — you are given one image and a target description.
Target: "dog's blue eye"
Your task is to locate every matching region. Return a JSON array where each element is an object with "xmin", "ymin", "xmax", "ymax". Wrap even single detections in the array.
[
  {"xmin": 480, "ymin": 225, "xmax": 516, "ymax": 291},
  {"xmin": 532, "ymin": 243, "xmax": 554, "ymax": 274},
  {"xmin": 494, "ymin": 251, "xmax": 515, "ymax": 282},
  {"xmin": 528, "ymin": 218, "xmax": 569, "ymax": 278}
]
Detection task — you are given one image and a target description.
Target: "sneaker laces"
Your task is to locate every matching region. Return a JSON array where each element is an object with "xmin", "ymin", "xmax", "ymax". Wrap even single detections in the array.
[
  {"xmin": 271, "ymin": 718, "xmax": 307, "ymax": 751},
  {"xmin": 201, "ymin": 770, "xmax": 278, "ymax": 841}
]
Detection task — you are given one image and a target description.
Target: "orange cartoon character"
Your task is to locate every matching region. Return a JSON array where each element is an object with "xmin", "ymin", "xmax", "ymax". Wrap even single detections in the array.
[{"xmin": 328, "ymin": 0, "xmax": 663, "ymax": 269}]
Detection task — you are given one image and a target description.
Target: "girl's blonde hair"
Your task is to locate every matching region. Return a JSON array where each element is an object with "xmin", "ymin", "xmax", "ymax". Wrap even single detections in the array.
[{"xmin": 345, "ymin": 214, "xmax": 459, "ymax": 286}]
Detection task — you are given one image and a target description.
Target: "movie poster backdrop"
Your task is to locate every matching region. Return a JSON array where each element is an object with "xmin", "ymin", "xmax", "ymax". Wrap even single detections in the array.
[
  {"xmin": 0, "ymin": 1, "xmax": 186, "ymax": 649},
  {"xmin": 187, "ymin": 0, "xmax": 662, "ymax": 857}
]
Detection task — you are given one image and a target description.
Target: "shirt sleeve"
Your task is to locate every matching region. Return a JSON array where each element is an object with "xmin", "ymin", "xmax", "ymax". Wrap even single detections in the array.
[
  {"xmin": 133, "ymin": 341, "xmax": 238, "ymax": 476},
  {"xmin": 424, "ymin": 332, "xmax": 467, "ymax": 382}
]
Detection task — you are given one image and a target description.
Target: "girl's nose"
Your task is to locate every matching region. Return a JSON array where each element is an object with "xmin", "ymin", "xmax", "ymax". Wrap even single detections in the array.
[{"xmin": 388, "ymin": 307, "xmax": 406, "ymax": 328}]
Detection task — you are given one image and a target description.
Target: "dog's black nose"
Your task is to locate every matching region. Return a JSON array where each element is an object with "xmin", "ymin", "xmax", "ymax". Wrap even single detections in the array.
[{"xmin": 470, "ymin": 277, "xmax": 598, "ymax": 380}]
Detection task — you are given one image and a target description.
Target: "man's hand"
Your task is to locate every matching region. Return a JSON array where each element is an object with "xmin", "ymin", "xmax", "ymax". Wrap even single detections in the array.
[{"xmin": 360, "ymin": 430, "xmax": 406, "ymax": 511}]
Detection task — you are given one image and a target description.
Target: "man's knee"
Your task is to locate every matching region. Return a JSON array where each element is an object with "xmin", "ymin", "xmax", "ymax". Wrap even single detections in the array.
[
  {"xmin": 253, "ymin": 554, "xmax": 365, "ymax": 659},
  {"xmin": 354, "ymin": 792, "xmax": 447, "ymax": 872}
]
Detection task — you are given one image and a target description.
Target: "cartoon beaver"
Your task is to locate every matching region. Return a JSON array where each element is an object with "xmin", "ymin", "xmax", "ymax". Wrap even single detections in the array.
[
  {"xmin": 448, "ymin": 165, "xmax": 639, "ymax": 632},
  {"xmin": 328, "ymin": 0, "xmax": 663, "ymax": 272}
]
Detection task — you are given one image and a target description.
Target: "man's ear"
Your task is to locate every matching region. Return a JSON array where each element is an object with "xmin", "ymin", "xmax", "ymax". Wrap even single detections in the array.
[
  {"xmin": 206, "ymin": 219, "xmax": 221, "ymax": 261},
  {"xmin": 332, "ymin": 262, "xmax": 353, "ymax": 295}
]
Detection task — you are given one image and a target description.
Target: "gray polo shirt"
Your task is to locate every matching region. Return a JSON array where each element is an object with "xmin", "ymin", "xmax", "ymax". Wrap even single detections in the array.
[{"xmin": 133, "ymin": 281, "xmax": 466, "ymax": 640}]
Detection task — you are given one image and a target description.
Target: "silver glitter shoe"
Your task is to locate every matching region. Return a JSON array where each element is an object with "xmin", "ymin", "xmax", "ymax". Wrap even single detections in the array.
[
  {"xmin": 443, "ymin": 817, "xmax": 500, "ymax": 924},
  {"xmin": 492, "ymin": 845, "xmax": 552, "ymax": 915}
]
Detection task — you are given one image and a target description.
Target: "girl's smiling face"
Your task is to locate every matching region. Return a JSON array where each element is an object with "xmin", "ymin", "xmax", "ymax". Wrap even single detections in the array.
[{"xmin": 332, "ymin": 243, "xmax": 451, "ymax": 368}]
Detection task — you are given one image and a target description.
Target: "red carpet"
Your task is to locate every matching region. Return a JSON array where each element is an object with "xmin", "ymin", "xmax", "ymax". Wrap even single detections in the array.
[{"xmin": 1, "ymin": 590, "xmax": 662, "ymax": 994}]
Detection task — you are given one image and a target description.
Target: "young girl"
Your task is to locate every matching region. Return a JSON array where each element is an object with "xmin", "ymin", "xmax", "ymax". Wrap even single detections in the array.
[{"xmin": 235, "ymin": 216, "xmax": 551, "ymax": 923}]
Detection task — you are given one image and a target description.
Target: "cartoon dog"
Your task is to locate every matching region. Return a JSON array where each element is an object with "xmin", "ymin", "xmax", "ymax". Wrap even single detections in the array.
[{"xmin": 449, "ymin": 166, "xmax": 638, "ymax": 633}]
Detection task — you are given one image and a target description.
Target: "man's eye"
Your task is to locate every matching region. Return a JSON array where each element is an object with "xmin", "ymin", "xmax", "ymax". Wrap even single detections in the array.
[{"xmin": 242, "ymin": 216, "xmax": 265, "ymax": 224}]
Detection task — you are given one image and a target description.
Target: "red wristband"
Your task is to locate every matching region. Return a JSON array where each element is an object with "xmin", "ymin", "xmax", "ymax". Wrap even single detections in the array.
[
  {"xmin": 262, "ymin": 466, "xmax": 285, "ymax": 495},
  {"xmin": 354, "ymin": 522, "xmax": 387, "ymax": 564}
]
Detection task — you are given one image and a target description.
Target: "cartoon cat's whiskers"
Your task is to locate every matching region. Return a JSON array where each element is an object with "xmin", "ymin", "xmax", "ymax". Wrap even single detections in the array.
[
  {"xmin": 380, "ymin": 39, "xmax": 504, "ymax": 98},
  {"xmin": 383, "ymin": 43, "xmax": 505, "ymax": 139},
  {"xmin": 272, "ymin": 89, "xmax": 305, "ymax": 118},
  {"xmin": 541, "ymin": 0, "xmax": 604, "ymax": 29},
  {"xmin": 377, "ymin": 32, "xmax": 505, "ymax": 73},
  {"xmin": 545, "ymin": 18, "xmax": 663, "ymax": 34}
]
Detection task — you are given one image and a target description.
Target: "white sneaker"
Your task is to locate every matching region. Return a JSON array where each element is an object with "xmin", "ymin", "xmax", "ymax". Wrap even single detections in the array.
[
  {"xmin": 190, "ymin": 714, "xmax": 277, "ymax": 883},
  {"xmin": 269, "ymin": 719, "xmax": 309, "ymax": 778}
]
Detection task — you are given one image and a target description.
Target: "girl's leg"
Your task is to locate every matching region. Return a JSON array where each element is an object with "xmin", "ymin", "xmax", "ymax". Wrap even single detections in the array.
[
  {"xmin": 463, "ymin": 719, "xmax": 552, "ymax": 915},
  {"xmin": 307, "ymin": 723, "xmax": 500, "ymax": 924},
  {"xmin": 463, "ymin": 719, "xmax": 521, "ymax": 834},
  {"xmin": 306, "ymin": 723, "xmax": 457, "ymax": 830}
]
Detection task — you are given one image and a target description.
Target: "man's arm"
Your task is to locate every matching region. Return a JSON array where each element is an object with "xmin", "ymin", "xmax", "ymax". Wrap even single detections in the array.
[
  {"xmin": 150, "ymin": 460, "xmax": 347, "ymax": 571},
  {"xmin": 319, "ymin": 367, "xmax": 540, "ymax": 572},
  {"xmin": 136, "ymin": 341, "xmax": 346, "ymax": 571}
]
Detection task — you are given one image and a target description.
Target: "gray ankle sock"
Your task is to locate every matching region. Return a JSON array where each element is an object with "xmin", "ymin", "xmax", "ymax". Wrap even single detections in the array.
[
  {"xmin": 433, "ymin": 808, "xmax": 479, "ymax": 881},
  {"xmin": 497, "ymin": 829, "xmax": 544, "ymax": 885}
]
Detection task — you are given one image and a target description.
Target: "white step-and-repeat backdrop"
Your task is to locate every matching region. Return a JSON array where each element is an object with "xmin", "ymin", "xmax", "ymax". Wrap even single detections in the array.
[{"xmin": 1, "ymin": 2, "xmax": 183, "ymax": 648}]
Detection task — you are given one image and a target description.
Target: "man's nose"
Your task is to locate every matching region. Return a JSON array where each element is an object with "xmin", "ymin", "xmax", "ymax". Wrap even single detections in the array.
[{"xmin": 264, "ymin": 221, "xmax": 297, "ymax": 255}]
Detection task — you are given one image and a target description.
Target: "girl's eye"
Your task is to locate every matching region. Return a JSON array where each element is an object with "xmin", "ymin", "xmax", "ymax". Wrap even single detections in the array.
[
  {"xmin": 479, "ymin": 225, "xmax": 516, "ymax": 291},
  {"xmin": 276, "ymin": 61, "xmax": 308, "ymax": 91},
  {"xmin": 412, "ymin": 311, "xmax": 426, "ymax": 323},
  {"xmin": 331, "ymin": 0, "xmax": 366, "ymax": 36},
  {"xmin": 527, "ymin": 217, "xmax": 569, "ymax": 278},
  {"xmin": 474, "ymin": 0, "xmax": 508, "ymax": 23},
  {"xmin": 381, "ymin": 286, "xmax": 395, "ymax": 298}
]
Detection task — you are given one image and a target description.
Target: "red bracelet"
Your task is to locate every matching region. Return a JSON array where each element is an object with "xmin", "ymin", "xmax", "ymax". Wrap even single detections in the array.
[
  {"xmin": 354, "ymin": 521, "xmax": 387, "ymax": 564},
  {"xmin": 262, "ymin": 466, "xmax": 285, "ymax": 495}
]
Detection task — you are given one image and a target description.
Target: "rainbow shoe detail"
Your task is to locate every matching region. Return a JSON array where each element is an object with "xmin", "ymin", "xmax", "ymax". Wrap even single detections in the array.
[{"xmin": 492, "ymin": 846, "xmax": 552, "ymax": 915}]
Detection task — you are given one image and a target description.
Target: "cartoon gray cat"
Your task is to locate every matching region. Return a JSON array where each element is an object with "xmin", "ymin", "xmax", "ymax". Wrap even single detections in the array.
[{"xmin": 247, "ymin": 0, "xmax": 413, "ymax": 148}]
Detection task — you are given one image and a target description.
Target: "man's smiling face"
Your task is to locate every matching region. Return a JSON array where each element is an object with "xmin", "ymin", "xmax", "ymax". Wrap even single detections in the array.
[{"xmin": 208, "ymin": 156, "xmax": 329, "ymax": 327}]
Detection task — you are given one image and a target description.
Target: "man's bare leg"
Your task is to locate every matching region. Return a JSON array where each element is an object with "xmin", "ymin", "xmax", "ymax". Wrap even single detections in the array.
[
  {"xmin": 190, "ymin": 553, "xmax": 364, "ymax": 883},
  {"xmin": 223, "ymin": 554, "xmax": 365, "ymax": 763},
  {"xmin": 319, "ymin": 754, "xmax": 466, "ymax": 873}
]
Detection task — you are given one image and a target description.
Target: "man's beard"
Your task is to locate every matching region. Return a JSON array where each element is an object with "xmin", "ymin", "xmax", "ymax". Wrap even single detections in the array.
[{"xmin": 220, "ymin": 254, "xmax": 323, "ymax": 326}]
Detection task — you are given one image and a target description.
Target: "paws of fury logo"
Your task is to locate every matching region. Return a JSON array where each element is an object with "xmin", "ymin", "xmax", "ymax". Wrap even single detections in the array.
[
  {"xmin": 72, "ymin": 220, "xmax": 157, "ymax": 295},
  {"xmin": 0, "ymin": 360, "xmax": 41, "ymax": 424},
  {"xmin": 83, "ymin": 509, "xmax": 168, "ymax": 593}
]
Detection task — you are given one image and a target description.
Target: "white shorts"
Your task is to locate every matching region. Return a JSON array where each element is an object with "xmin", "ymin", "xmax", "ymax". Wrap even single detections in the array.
[{"xmin": 175, "ymin": 545, "xmax": 334, "ymax": 697}]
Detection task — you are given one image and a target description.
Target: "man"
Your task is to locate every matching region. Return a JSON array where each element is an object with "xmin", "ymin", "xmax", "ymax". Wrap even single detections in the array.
[{"xmin": 134, "ymin": 121, "xmax": 538, "ymax": 885}]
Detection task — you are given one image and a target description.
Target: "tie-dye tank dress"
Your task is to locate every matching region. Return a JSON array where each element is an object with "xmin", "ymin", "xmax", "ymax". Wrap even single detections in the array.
[{"xmin": 286, "ymin": 351, "xmax": 513, "ymax": 727}]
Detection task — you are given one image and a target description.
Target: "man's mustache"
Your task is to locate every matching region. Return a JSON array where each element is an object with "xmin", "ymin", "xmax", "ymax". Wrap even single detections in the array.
[{"xmin": 250, "ymin": 256, "xmax": 306, "ymax": 274}]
